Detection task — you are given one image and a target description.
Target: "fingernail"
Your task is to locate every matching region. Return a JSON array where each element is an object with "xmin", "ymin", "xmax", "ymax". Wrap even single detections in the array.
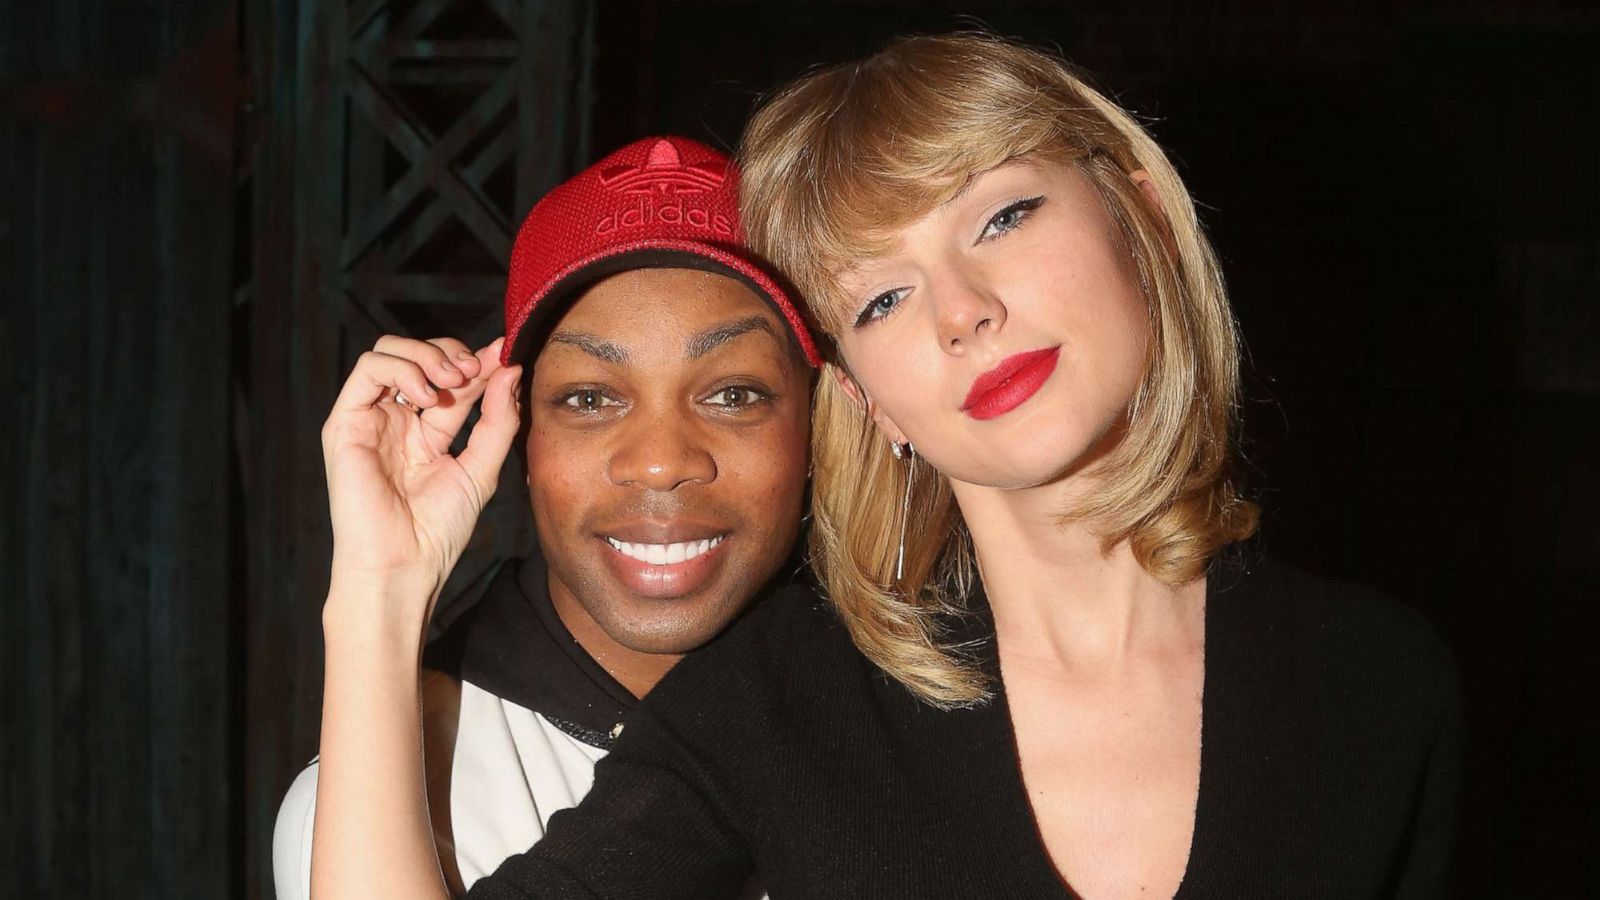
[
  {"xmin": 457, "ymin": 350, "xmax": 475, "ymax": 361},
  {"xmin": 440, "ymin": 358, "xmax": 458, "ymax": 372}
]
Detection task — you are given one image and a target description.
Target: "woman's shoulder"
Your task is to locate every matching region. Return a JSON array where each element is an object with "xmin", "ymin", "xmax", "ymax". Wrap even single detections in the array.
[
  {"xmin": 1212, "ymin": 553, "xmax": 1459, "ymax": 710},
  {"xmin": 718, "ymin": 581, "xmax": 851, "ymax": 661},
  {"xmin": 1216, "ymin": 553, "xmax": 1441, "ymax": 632}
]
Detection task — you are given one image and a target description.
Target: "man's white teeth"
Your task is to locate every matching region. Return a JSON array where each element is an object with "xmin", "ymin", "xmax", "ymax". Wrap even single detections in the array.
[{"xmin": 606, "ymin": 535, "xmax": 724, "ymax": 565}]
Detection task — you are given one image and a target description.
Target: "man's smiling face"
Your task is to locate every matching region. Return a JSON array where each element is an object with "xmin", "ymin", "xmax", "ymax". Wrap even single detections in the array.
[{"xmin": 526, "ymin": 267, "xmax": 811, "ymax": 656}]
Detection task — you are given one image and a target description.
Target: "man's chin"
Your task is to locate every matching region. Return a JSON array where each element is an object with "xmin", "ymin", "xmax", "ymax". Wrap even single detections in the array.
[{"xmin": 598, "ymin": 602, "xmax": 746, "ymax": 656}]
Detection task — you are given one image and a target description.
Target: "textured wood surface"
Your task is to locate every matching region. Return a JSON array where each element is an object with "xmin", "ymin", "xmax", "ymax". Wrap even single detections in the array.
[
  {"xmin": 238, "ymin": 1, "xmax": 592, "ymax": 896},
  {"xmin": 1, "ymin": 0, "xmax": 591, "ymax": 896},
  {"xmin": 1, "ymin": 1, "xmax": 240, "ymax": 895}
]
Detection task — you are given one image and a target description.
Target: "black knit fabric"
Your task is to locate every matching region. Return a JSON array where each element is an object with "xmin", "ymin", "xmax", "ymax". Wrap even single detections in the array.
[
  {"xmin": 466, "ymin": 554, "xmax": 1462, "ymax": 899},
  {"xmin": 423, "ymin": 552, "xmax": 636, "ymax": 748}
]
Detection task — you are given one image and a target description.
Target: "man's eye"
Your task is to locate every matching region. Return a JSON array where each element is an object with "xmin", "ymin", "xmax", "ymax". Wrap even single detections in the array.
[
  {"xmin": 704, "ymin": 386, "xmax": 767, "ymax": 408},
  {"xmin": 854, "ymin": 288, "xmax": 908, "ymax": 327},
  {"xmin": 977, "ymin": 195, "xmax": 1045, "ymax": 243},
  {"xmin": 562, "ymin": 389, "xmax": 618, "ymax": 411}
]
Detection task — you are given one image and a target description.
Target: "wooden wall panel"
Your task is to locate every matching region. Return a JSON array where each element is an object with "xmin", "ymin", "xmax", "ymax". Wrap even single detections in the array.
[
  {"xmin": 238, "ymin": 1, "xmax": 593, "ymax": 896},
  {"xmin": 0, "ymin": 0, "xmax": 240, "ymax": 895}
]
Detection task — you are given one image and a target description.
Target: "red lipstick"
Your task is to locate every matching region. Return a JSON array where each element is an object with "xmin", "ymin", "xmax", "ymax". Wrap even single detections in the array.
[{"xmin": 961, "ymin": 347, "xmax": 1061, "ymax": 420}]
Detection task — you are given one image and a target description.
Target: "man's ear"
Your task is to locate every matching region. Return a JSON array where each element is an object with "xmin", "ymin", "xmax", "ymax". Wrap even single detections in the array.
[{"xmin": 830, "ymin": 363, "xmax": 909, "ymax": 447}]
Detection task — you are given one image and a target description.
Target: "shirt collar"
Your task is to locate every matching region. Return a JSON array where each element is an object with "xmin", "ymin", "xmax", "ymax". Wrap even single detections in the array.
[{"xmin": 423, "ymin": 548, "xmax": 636, "ymax": 749}]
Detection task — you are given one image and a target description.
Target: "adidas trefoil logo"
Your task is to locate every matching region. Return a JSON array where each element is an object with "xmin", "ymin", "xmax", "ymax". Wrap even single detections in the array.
[
  {"xmin": 599, "ymin": 139, "xmax": 726, "ymax": 195},
  {"xmin": 595, "ymin": 139, "xmax": 733, "ymax": 236}
]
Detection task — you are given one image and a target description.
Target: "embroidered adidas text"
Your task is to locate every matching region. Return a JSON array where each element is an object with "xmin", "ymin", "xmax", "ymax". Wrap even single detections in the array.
[{"xmin": 594, "ymin": 197, "xmax": 733, "ymax": 236}]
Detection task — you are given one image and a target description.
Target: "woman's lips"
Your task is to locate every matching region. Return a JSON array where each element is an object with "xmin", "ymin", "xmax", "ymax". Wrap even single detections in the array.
[{"xmin": 961, "ymin": 347, "xmax": 1061, "ymax": 420}]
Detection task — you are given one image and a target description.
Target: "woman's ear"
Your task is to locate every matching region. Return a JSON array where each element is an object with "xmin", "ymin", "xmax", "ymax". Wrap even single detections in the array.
[
  {"xmin": 830, "ymin": 363, "xmax": 910, "ymax": 447},
  {"xmin": 1129, "ymin": 169, "xmax": 1168, "ymax": 220},
  {"xmin": 1128, "ymin": 168, "xmax": 1178, "ymax": 256},
  {"xmin": 831, "ymin": 362, "xmax": 868, "ymax": 409}
]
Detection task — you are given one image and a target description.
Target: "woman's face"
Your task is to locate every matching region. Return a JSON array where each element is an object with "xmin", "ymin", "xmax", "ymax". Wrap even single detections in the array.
[{"xmin": 832, "ymin": 159, "xmax": 1153, "ymax": 490}]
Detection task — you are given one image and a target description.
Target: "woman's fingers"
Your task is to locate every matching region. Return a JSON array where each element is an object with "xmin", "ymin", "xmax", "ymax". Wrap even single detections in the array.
[
  {"xmin": 456, "ymin": 364, "xmax": 523, "ymax": 501},
  {"xmin": 415, "ymin": 338, "xmax": 507, "ymax": 450},
  {"xmin": 330, "ymin": 351, "xmax": 441, "ymax": 416},
  {"xmin": 326, "ymin": 335, "xmax": 512, "ymax": 466},
  {"xmin": 372, "ymin": 335, "xmax": 479, "ymax": 389},
  {"xmin": 331, "ymin": 334, "xmax": 491, "ymax": 415},
  {"xmin": 472, "ymin": 337, "xmax": 506, "ymax": 379}
]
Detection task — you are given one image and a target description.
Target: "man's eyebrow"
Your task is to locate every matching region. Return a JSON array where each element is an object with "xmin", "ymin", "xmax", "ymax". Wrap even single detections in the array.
[
  {"xmin": 685, "ymin": 316, "xmax": 780, "ymax": 360},
  {"xmin": 547, "ymin": 330, "xmax": 629, "ymax": 364}
]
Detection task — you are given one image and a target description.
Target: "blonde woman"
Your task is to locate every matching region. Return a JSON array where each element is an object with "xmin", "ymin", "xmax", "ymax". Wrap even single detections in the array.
[{"xmin": 321, "ymin": 33, "xmax": 1461, "ymax": 900}]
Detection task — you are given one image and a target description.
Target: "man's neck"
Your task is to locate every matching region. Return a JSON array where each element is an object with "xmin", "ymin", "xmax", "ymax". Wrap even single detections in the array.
[{"xmin": 546, "ymin": 575, "xmax": 682, "ymax": 698}]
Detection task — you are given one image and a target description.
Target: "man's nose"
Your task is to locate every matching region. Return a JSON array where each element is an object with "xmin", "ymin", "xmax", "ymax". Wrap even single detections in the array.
[{"xmin": 606, "ymin": 406, "xmax": 717, "ymax": 492}]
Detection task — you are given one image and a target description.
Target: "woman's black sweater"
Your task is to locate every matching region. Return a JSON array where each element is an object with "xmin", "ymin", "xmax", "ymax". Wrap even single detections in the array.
[{"xmin": 466, "ymin": 555, "xmax": 1462, "ymax": 899}]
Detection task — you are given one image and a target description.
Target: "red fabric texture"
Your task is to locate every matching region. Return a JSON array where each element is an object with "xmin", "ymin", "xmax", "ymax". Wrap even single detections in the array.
[{"xmin": 501, "ymin": 136, "xmax": 821, "ymax": 367}]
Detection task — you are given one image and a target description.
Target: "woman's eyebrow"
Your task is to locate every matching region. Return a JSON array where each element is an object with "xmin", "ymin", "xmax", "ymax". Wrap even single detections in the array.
[
  {"xmin": 946, "ymin": 172, "xmax": 981, "ymax": 208},
  {"xmin": 685, "ymin": 315, "xmax": 778, "ymax": 360}
]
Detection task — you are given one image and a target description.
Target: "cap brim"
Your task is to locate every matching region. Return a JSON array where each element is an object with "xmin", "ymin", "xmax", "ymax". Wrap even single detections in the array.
[{"xmin": 503, "ymin": 239, "xmax": 821, "ymax": 368}]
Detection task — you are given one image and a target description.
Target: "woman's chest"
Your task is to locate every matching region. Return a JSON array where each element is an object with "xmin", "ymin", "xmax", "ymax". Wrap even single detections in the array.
[
  {"xmin": 744, "ymin": 680, "xmax": 1074, "ymax": 898},
  {"xmin": 1004, "ymin": 664, "xmax": 1203, "ymax": 899}
]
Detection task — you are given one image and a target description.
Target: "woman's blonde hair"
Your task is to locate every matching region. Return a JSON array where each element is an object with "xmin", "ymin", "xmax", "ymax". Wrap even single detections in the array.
[{"xmin": 739, "ymin": 32, "xmax": 1258, "ymax": 708}]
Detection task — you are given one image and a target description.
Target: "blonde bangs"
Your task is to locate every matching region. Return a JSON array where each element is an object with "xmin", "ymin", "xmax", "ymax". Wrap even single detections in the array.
[{"xmin": 740, "ymin": 36, "xmax": 1089, "ymax": 332}]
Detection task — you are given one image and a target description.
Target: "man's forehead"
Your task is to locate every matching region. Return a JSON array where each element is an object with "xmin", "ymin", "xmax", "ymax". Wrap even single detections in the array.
[
  {"xmin": 568, "ymin": 266, "xmax": 767, "ymax": 320},
  {"xmin": 539, "ymin": 267, "xmax": 787, "ymax": 362}
]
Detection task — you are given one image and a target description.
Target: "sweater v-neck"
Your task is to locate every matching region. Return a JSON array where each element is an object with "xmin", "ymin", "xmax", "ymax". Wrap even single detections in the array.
[{"xmin": 968, "ymin": 570, "xmax": 1221, "ymax": 899}]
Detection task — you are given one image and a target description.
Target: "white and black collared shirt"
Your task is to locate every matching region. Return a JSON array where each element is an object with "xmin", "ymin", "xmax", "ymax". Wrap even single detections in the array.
[{"xmin": 272, "ymin": 550, "xmax": 640, "ymax": 897}]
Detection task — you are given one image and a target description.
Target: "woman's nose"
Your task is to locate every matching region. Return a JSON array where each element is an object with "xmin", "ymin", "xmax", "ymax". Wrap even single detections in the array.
[
  {"xmin": 933, "ymin": 277, "xmax": 1006, "ymax": 352},
  {"xmin": 606, "ymin": 408, "xmax": 717, "ymax": 492}
]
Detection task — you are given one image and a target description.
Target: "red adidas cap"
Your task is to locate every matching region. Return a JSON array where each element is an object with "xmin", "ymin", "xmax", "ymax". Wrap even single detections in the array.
[{"xmin": 501, "ymin": 136, "xmax": 821, "ymax": 368}]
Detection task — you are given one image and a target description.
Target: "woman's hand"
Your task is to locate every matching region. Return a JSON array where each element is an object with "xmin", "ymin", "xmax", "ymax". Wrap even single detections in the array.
[
  {"xmin": 319, "ymin": 335, "xmax": 523, "ymax": 626},
  {"xmin": 312, "ymin": 334, "xmax": 519, "ymax": 900}
]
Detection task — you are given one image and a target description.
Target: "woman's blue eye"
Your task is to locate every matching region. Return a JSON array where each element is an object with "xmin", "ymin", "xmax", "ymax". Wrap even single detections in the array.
[
  {"xmin": 978, "ymin": 195, "xmax": 1045, "ymax": 243},
  {"xmin": 855, "ymin": 288, "xmax": 908, "ymax": 327}
]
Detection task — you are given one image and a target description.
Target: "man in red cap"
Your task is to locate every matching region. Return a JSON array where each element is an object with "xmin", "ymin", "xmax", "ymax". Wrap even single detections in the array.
[{"xmin": 274, "ymin": 137, "xmax": 819, "ymax": 897}]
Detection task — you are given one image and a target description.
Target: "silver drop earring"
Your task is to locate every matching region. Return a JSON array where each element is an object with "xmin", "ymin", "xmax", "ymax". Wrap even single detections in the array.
[{"xmin": 895, "ymin": 442, "xmax": 914, "ymax": 580}]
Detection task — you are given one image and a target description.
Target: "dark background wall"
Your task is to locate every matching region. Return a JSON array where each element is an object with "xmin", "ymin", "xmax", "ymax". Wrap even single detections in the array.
[
  {"xmin": 598, "ymin": 7, "xmax": 1600, "ymax": 892},
  {"xmin": 3, "ymin": 1, "xmax": 1596, "ymax": 897},
  {"xmin": 2, "ymin": 0, "xmax": 239, "ymax": 895}
]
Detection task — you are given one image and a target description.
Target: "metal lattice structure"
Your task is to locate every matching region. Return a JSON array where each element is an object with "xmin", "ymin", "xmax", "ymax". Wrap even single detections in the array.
[
  {"xmin": 240, "ymin": 2, "xmax": 592, "ymax": 895},
  {"xmin": 334, "ymin": 0, "xmax": 593, "ymax": 344}
]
